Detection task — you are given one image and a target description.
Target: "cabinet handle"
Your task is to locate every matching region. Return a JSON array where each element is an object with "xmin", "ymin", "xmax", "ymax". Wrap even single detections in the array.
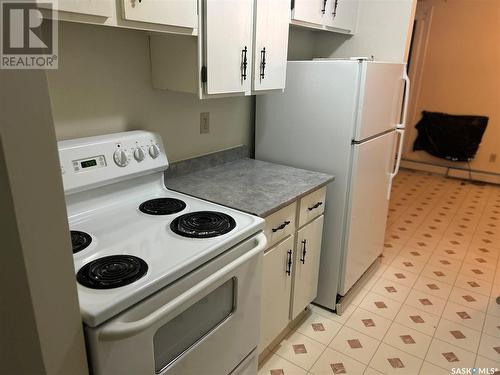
[
  {"xmin": 300, "ymin": 240, "xmax": 307, "ymax": 264},
  {"xmin": 241, "ymin": 46, "xmax": 248, "ymax": 81},
  {"xmin": 308, "ymin": 201, "xmax": 323, "ymax": 211},
  {"xmin": 272, "ymin": 220, "xmax": 291, "ymax": 233},
  {"xmin": 321, "ymin": 0, "xmax": 327, "ymax": 14},
  {"xmin": 332, "ymin": 0, "xmax": 339, "ymax": 18},
  {"xmin": 260, "ymin": 47, "xmax": 266, "ymax": 80},
  {"xmin": 286, "ymin": 249, "xmax": 292, "ymax": 276}
]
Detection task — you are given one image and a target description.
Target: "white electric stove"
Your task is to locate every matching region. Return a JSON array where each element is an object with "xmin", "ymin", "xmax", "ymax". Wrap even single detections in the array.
[{"xmin": 59, "ymin": 131, "xmax": 266, "ymax": 375}]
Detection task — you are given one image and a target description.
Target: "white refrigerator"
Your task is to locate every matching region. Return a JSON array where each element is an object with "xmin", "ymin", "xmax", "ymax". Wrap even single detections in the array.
[{"xmin": 256, "ymin": 59, "xmax": 409, "ymax": 311}]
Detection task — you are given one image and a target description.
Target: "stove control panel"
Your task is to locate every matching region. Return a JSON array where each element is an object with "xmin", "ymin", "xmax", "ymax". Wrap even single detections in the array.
[
  {"xmin": 113, "ymin": 149, "xmax": 129, "ymax": 167},
  {"xmin": 149, "ymin": 144, "xmax": 161, "ymax": 159},
  {"xmin": 58, "ymin": 131, "xmax": 168, "ymax": 194},
  {"xmin": 72, "ymin": 155, "xmax": 107, "ymax": 173},
  {"xmin": 134, "ymin": 147, "xmax": 146, "ymax": 162}
]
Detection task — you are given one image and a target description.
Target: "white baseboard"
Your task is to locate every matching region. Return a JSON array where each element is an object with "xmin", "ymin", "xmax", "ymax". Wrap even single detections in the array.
[{"xmin": 401, "ymin": 159, "xmax": 500, "ymax": 185}]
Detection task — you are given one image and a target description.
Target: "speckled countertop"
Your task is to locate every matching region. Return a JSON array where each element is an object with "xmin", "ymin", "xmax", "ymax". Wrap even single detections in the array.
[{"xmin": 165, "ymin": 157, "xmax": 334, "ymax": 217}]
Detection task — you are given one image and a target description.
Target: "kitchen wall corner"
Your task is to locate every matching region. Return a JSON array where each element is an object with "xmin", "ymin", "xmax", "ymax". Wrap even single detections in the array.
[{"xmin": 46, "ymin": 22, "xmax": 255, "ymax": 162}]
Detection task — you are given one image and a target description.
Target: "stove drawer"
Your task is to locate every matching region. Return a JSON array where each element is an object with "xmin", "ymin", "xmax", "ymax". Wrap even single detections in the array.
[
  {"xmin": 263, "ymin": 202, "xmax": 297, "ymax": 248},
  {"xmin": 298, "ymin": 187, "xmax": 326, "ymax": 228}
]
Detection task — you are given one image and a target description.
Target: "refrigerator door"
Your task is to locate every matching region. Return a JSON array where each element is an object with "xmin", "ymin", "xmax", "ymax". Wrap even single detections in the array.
[
  {"xmin": 355, "ymin": 62, "xmax": 405, "ymax": 141},
  {"xmin": 339, "ymin": 130, "xmax": 397, "ymax": 295},
  {"xmin": 256, "ymin": 60, "xmax": 360, "ymax": 310}
]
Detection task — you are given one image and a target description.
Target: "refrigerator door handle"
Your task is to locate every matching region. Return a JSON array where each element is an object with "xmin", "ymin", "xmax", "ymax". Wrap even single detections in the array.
[
  {"xmin": 387, "ymin": 128, "xmax": 405, "ymax": 199},
  {"xmin": 388, "ymin": 65, "xmax": 410, "ymax": 199},
  {"xmin": 396, "ymin": 65, "xmax": 410, "ymax": 130}
]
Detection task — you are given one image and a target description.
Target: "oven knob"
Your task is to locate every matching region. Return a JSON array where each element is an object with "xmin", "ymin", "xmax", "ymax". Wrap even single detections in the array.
[
  {"xmin": 134, "ymin": 147, "xmax": 146, "ymax": 162},
  {"xmin": 149, "ymin": 144, "xmax": 160, "ymax": 159},
  {"xmin": 113, "ymin": 149, "xmax": 129, "ymax": 167}
]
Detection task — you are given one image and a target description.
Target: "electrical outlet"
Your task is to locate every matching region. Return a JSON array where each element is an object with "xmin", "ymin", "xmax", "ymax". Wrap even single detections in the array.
[
  {"xmin": 200, "ymin": 112, "xmax": 210, "ymax": 134},
  {"xmin": 489, "ymin": 153, "xmax": 497, "ymax": 163}
]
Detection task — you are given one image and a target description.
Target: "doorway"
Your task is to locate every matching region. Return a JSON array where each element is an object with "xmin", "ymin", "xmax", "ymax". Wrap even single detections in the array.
[{"xmin": 403, "ymin": 2, "xmax": 434, "ymax": 155}]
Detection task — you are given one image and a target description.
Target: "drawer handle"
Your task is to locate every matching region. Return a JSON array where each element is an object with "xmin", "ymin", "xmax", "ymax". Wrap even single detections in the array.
[
  {"xmin": 286, "ymin": 249, "xmax": 292, "ymax": 276},
  {"xmin": 308, "ymin": 201, "xmax": 323, "ymax": 211},
  {"xmin": 300, "ymin": 239, "xmax": 307, "ymax": 264},
  {"xmin": 321, "ymin": 0, "xmax": 327, "ymax": 14},
  {"xmin": 272, "ymin": 220, "xmax": 291, "ymax": 233}
]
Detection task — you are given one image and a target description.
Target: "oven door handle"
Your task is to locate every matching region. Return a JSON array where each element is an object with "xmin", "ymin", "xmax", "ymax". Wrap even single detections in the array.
[{"xmin": 99, "ymin": 233, "xmax": 267, "ymax": 341}]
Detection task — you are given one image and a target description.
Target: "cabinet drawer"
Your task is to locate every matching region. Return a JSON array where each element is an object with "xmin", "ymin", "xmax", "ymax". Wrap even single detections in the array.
[
  {"xmin": 264, "ymin": 202, "xmax": 297, "ymax": 248},
  {"xmin": 298, "ymin": 187, "xmax": 326, "ymax": 227},
  {"xmin": 259, "ymin": 235, "xmax": 294, "ymax": 353}
]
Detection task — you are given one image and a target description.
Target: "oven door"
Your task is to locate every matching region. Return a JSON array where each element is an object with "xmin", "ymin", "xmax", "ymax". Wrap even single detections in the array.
[{"xmin": 85, "ymin": 233, "xmax": 266, "ymax": 375}]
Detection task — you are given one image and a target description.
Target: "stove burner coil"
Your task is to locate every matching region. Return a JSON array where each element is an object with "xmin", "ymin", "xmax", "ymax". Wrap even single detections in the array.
[
  {"xmin": 139, "ymin": 198, "xmax": 186, "ymax": 215},
  {"xmin": 170, "ymin": 211, "xmax": 236, "ymax": 238},
  {"xmin": 71, "ymin": 231, "xmax": 92, "ymax": 254},
  {"xmin": 76, "ymin": 255, "xmax": 148, "ymax": 289}
]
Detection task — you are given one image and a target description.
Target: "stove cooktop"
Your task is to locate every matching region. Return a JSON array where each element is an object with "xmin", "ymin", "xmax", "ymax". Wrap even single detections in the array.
[
  {"xmin": 69, "ymin": 182, "xmax": 263, "ymax": 327},
  {"xmin": 139, "ymin": 197, "xmax": 186, "ymax": 215},
  {"xmin": 77, "ymin": 255, "xmax": 148, "ymax": 289},
  {"xmin": 71, "ymin": 230, "xmax": 92, "ymax": 254},
  {"xmin": 170, "ymin": 211, "xmax": 237, "ymax": 238}
]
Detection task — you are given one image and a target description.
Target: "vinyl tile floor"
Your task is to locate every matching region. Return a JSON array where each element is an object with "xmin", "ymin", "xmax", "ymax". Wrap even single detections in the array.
[{"xmin": 258, "ymin": 169, "xmax": 500, "ymax": 375}]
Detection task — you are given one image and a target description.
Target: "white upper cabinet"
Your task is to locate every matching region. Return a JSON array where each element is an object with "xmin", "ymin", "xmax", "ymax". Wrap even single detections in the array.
[
  {"xmin": 204, "ymin": 0, "xmax": 254, "ymax": 95},
  {"xmin": 253, "ymin": 0, "xmax": 290, "ymax": 92},
  {"xmin": 36, "ymin": 0, "xmax": 112, "ymax": 17},
  {"xmin": 292, "ymin": 0, "xmax": 329, "ymax": 26},
  {"xmin": 38, "ymin": 0, "xmax": 198, "ymax": 34},
  {"xmin": 292, "ymin": 0, "xmax": 358, "ymax": 34},
  {"xmin": 325, "ymin": 0, "xmax": 358, "ymax": 32},
  {"xmin": 122, "ymin": 0, "xmax": 197, "ymax": 29},
  {"xmin": 151, "ymin": 0, "xmax": 290, "ymax": 98}
]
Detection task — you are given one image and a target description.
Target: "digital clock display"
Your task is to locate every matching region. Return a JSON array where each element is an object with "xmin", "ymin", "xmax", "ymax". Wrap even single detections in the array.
[
  {"xmin": 81, "ymin": 159, "xmax": 97, "ymax": 168},
  {"xmin": 73, "ymin": 155, "xmax": 105, "ymax": 172}
]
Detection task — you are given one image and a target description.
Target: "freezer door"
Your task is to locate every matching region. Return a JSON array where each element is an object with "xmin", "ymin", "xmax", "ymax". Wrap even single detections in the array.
[
  {"xmin": 340, "ymin": 131, "xmax": 396, "ymax": 295},
  {"xmin": 355, "ymin": 62, "xmax": 405, "ymax": 141}
]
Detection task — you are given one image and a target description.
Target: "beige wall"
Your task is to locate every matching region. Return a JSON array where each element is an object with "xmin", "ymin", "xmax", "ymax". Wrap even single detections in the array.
[
  {"xmin": 403, "ymin": 0, "xmax": 500, "ymax": 174},
  {"xmin": 47, "ymin": 22, "xmax": 254, "ymax": 162},
  {"xmin": 1, "ymin": 70, "xmax": 88, "ymax": 375},
  {"xmin": 288, "ymin": 27, "xmax": 317, "ymax": 60}
]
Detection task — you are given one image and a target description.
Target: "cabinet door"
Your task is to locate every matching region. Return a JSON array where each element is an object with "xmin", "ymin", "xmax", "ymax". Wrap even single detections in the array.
[
  {"xmin": 253, "ymin": 0, "xmax": 290, "ymax": 91},
  {"xmin": 37, "ymin": 0, "xmax": 112, "ymax": 17},
  {"xmin": 204, "ymin": 0, "xmax": 254, "ymax": 95},
  {"xmin": 292, "ymin": 0, "xmax": 329, "ymax": 26},
  {"xmin": 291, "ymin": 215, "xmax": 324, "ymax": 319},
  {"xmin": 325, "ymin": 0, "xmax": 358, "ymax": 33},
  {"xmin": 122, "ymin": 0, "xmax": 197, "ymax": 28},
  {"xmin": 259, "ymin": 236, "xmax": 294, "ymax": 353}
]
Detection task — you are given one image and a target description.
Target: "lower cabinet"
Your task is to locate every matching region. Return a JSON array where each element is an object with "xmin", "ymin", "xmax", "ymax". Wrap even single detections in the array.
[
  {"xmin": 258, "ymin": 188, "xmax": 327, "ymax": 356},
  {"xmin": 291, "ymin": 215, "xmax": 324, "ymax": 319},
  {"xmin": 259, "ymin": 235, "xmax": 294, "ymax": 352}
]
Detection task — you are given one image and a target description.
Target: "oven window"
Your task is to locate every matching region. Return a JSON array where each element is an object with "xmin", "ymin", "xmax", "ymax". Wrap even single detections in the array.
[{"xmin": 153, "ymin": 278, "xmax": 235, "ymax": 373}]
